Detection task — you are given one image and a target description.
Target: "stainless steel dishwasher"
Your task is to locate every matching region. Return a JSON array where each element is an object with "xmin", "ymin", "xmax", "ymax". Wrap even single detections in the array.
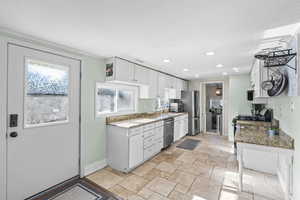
[{"xmin": 163, "ymin": 117, "xmax": 174, "ymax": 148}]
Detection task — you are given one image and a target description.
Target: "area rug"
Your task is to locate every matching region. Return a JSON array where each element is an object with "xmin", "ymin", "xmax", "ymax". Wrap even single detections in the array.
[
  {"xmin": 50, "ymin": 184, "xmax": 102, "ymax": 200},
  {"xmin": 27, "ymin": 178, "xmax": 120, "ymax": 200},
  {"xmin": 176, "ymin": 139, "xmax": 200, "ymax": 150}
]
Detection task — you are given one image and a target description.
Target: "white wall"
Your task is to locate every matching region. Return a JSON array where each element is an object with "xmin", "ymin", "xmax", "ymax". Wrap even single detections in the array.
[
  {"xmin": 228, "ymin": 74, "xmax": 252, "ymax": 141},
  {"xmin": 267, "ymin": 96, "xmax": 300, "ymax": 199}
]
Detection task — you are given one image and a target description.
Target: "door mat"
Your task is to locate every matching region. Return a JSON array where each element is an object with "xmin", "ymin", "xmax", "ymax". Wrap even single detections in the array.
[
  {"xmin": 176, "ymin": 139, "xmax": 200, "ymax": 150},
  {"xmin": 27, "ymin": 178, "xmax": 120, "ymax": 200}
]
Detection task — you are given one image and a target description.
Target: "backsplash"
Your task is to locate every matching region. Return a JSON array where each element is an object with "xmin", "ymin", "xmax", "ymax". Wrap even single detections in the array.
[{"xmin": 106, "ymin": 110, "xmax": 169, "ymax": 124}]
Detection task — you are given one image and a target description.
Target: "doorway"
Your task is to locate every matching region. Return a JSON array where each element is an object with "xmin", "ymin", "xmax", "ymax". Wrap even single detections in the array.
[
  {"xmin": 6, "ymin": 44, "xmax": 81, "ymax": 200},
  {"xmin": 203, "ymin": 82, "xmax": 224, "ymax": 135}
]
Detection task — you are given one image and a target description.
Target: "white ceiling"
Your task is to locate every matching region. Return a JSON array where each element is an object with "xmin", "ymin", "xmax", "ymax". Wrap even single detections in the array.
[{"xmin": 1, "ymin": 0, "xmax": 300, "ymax": 79}]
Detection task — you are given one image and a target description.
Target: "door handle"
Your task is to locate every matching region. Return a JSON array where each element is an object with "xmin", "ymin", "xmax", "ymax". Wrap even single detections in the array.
[{"xmin": 10, "ymin": 132, "xmax": 18, "ymax": 138}]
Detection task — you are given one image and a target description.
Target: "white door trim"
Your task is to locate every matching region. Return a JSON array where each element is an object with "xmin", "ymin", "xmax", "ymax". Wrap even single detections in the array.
[
  {"xmin": 0, "ymin": 31, "xmax": 87, "ymax": 199},
  {"xmin": 200, "ymin": 81, "xmax": 225, "ymax": 135},
  {"xmin": 0, "ymin": 35, "xmax": 8, "ymax": 200}
]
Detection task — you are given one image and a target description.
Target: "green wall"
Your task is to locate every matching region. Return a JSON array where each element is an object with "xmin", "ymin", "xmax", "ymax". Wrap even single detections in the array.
[
  {"xmin": 81, "ymin": 57, "xmax": 107, "ymax": 166},
  {"xmin": 267, "ymin": 96, "xmax": 300, "ymax": 199},
  {"xmin": 228, "ymin": 75, "xmax": 252, "ymax": 141},
  {"xmin": 81, "ymin": 59, "xmax": 157, "ymax": 168}
]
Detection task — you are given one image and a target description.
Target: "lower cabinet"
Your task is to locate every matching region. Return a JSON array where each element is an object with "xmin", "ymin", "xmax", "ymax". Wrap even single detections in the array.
[
  {"xmin": 107, "ymin": 121, "xmax": 164, "ymax": 172},
  {"xmin": 129, "ymin": 133, "xmax": 144, "ymax": 169},
  {"xmin": 174, "ymin": 114, "xmax": 189, "ymax": 142}
]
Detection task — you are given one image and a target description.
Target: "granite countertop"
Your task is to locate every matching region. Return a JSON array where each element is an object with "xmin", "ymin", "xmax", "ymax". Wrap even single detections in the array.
[
  {"xmin": 235, "ymin": 121, "xmax": 294, "ymax": 150},
  {"xmin": 236, "ymin": 120, "xmax": 271, "ymax": 127},
  {"xmin": 108, "ymin": 112, "xmax": 188, "ymax": 128}
]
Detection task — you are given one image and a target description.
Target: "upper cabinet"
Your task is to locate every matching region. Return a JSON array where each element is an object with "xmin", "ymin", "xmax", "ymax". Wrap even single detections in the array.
[
  {"xmin": 133, "ymin": 64, "xmax": 150, "ymax": 85},
  {"xmin": 106, "ymin": 57, "xmax": 134, "ymax": 83},
  {"xmin": 148, "ymin": 70, "xmax": 158, "ymax": 99},
  {"xmin": 250, "ymin": 60, "xmax": 268, "ymax": 99},
  {"xmin": 106, "ymin": 57, "xmax": 188, "ymax": 99}
]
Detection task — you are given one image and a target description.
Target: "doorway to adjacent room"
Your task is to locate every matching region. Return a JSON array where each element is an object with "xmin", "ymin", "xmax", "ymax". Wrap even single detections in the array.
[{"xmin": 202, "ymin": 82, "xmax": 224, "ymax": 135}]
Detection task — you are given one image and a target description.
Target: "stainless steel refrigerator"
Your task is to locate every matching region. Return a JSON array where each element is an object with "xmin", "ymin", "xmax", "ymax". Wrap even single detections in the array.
[{"xmin": 181, "ymin": 90, "xmax": 200, "ymax": 135}]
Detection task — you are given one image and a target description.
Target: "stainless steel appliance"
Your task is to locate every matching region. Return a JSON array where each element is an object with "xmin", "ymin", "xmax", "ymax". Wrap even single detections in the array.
[
  {"xmin": 163, "ymin": 117, "xmax": 174, "ymax": 148},
  {"xmin": 181, "ymin": 90, "xmax": 200, "ymax": 135},
  {"xmin": 169, "ymin": 101, "xmax": 184, "ymax": 113}
]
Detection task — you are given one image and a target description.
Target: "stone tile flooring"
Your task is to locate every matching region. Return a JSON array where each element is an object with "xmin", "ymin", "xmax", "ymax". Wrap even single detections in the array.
[{"xmin": 87, "ymin": 134, "xmax": 284, "ymax": 200}]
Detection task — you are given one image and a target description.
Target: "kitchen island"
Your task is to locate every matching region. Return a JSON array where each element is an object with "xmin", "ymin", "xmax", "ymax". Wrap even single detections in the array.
[{"xmin": 235, "ymin": 120, "xmax": 294, "ymax": 200}]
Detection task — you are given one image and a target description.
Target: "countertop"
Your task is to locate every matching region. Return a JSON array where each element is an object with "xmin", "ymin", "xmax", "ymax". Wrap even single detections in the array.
[
  {"xmin": 235, "ymin": 120, "xmax": 294, "ymax": 150},
  {"xmin": 108, "ymin": 112, "xmax": 188, "ymax": 128}
]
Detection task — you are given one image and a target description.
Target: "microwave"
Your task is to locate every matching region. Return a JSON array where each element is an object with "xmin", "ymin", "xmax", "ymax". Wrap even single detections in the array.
[{"xmin": 169, "ymin": 103, "xmax": 184, "ymax": 113}]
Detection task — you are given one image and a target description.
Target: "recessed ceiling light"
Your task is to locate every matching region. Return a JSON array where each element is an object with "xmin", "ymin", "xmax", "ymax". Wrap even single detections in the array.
[
  {"xmin": 163, "ymin": 59, "xmax": 170, "ymax": 63},
  {"xmin": 233, "ymin": 67, "xmax": 239, "ymax": 72},
  {"xmin": 205, "ymin": 51, "xmax": 215, "ymax": 56},
  {"xmin": 195, "ymin": 74, "xmax": 199, "ymax": 78},
  {"xmin": 216, "ymin": 64, "xmax": 224, "ymax": 68},
  {"xmin": 222, "ymin": 72, "xmax": 228, "ymax": 76},
  {"xmin": 183, "ymin": 68, "xmax": 189, "ymax": 72}
]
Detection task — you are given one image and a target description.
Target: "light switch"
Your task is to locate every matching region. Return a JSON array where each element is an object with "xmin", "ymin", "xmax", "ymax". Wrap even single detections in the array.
[{"xmin": 290, "ymin": 101, "xmax": 295, "ymax": 112}]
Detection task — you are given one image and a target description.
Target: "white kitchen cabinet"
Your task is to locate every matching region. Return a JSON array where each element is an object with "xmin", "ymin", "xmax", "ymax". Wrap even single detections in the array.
[
  {"xmin": 174, "ymin": 114, "xmax": 188, "ymax": 141},
  {"xmin": 105, "ymin": 57, "xmax": 187, "ymax": 100},
  {"xmin": 129, "ymin": 133, "xmax": 144, "ymax": 169},
  {"xmin": 133, "ymin": 64, "xmax": 150, "ymax": 85},
  {"xmin": 183, "ymin": 115, "xmax": 188, "ymax": 136},
  {"xmin": 107, "ymin": 120, "xmax": 164, "ymax": 172},
  {"xmin": 148, "ymin": 70, "xmax": 158, "ymax": 98},
  {"xmin": 176, "ymin": 79, "xmax": 183, "ymax": 96},
  {"xmin": 174, "ymin": 117, "xmax": 181, "ymax": 142},
  {"xmin": 158, "ymin": 73, "xmax": 168, "ymax": 98},
  {"xmin": 182, "ymin": 80, "xmax": 188, "ymax": 91},
  {"xmin": 106, "ymin": 57, "xmax": 135, "ymax": 83},
  {"xmin": 251, "ymin": 60, "xmax": 268, "ymax": 100}
]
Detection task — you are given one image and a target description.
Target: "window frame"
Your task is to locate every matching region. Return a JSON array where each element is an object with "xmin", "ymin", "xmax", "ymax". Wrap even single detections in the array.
[
  {"xmin": 23, "ymin": 57, "xmax": 70, "ymax": 128},
  {"xmin": 95, "ymin": 82, "xmax": 138, "ymax": 117}
]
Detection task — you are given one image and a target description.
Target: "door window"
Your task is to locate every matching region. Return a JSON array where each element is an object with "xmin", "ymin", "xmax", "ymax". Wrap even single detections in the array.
[{"xmin": 24, "ymin": 59, "xmax": 69, "ymax": 127}]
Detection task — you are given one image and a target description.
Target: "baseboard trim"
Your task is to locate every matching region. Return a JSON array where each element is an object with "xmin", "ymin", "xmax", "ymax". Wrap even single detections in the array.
[{"xmin": 84, "ymin": 159, "xmax": 107, "ymax": 176}]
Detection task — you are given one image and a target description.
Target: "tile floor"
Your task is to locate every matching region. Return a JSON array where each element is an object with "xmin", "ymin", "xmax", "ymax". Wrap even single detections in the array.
[{"xmin": 87, "ymin": 134, "xmax": 284, "ymax": 200}]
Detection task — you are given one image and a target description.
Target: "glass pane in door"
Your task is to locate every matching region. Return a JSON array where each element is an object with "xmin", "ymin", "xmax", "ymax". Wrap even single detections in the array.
[{"xmin": 24, "ymin": 59, "xmax": 69, "ymax": 127}]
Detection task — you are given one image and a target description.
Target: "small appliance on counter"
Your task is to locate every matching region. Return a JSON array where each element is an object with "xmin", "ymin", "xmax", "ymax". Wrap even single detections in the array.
[{"xmin": 169, "ymin": 99, "xmax": 184, "ymax": 113}]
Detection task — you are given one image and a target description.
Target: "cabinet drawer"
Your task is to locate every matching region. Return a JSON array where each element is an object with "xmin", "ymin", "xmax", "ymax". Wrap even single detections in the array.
[
  {"xmin": 144, "ymin": 129, "xmax": 155, "ymax": 138},
  {"xmin": 144, "ymin": 145, "xmax": 156, "ymax": 160},
  {"xmin": 155, "ymin": 127, "xmax": 164, "ymax": 139},
  {"xmin": 144, "ymin": 135, "xmax": 155, "ymax": 148},
  {"xmin": 143, "ymin": 123, "xmax": 155, "ymax": 131},
  {"xmin": 129, "ymin": 126, "xmax": 143, "ymax": 136},
  {"xmin": 155, "ymin": 121, "xmax": 164, "ymax": 127}
]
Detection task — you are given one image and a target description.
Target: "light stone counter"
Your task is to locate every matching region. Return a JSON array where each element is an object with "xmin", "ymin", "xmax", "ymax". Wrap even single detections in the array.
[{"xmin": 235, "ymin": 120, "xmax": 294, "ymax": 150}]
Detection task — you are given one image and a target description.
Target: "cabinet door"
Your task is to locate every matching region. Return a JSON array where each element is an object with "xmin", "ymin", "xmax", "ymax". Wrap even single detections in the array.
[
  {"xmin": 129, "ymin": 133, "xmax": 144, "ymax": 169},
  {"xmin": 134, "ymin": 64, "xmax": 149, "ymax": 85},
  {"xmin": 148, "ymin": 70, "xmax": 158, "ymax": 98},
  {"xmin": 115, "ymin": 58, "xmax": 134, "ymax": 82},
  {"xmin": 169, "ymin": 76, "xmax": 176, "ymax": 89},
  {"xmin": 176, "ymin": 79, "xmax": 183, "ymax": 99},
  {"xmin": 158, "ymin": 73, "xmax": 167, "ymax": 98},
  {"xmin": 174, "ymin": 120, "xmax": 181, "ymax": 141},
  {"xmin": 182, "ymin": 81, "xmax": 188, "ymax": 91}
]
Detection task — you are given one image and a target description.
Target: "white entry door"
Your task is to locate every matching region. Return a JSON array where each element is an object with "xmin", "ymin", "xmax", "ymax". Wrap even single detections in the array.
[{"xmin": 7, "ymin": 44, "xmax": 80, "ymax": 200}]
